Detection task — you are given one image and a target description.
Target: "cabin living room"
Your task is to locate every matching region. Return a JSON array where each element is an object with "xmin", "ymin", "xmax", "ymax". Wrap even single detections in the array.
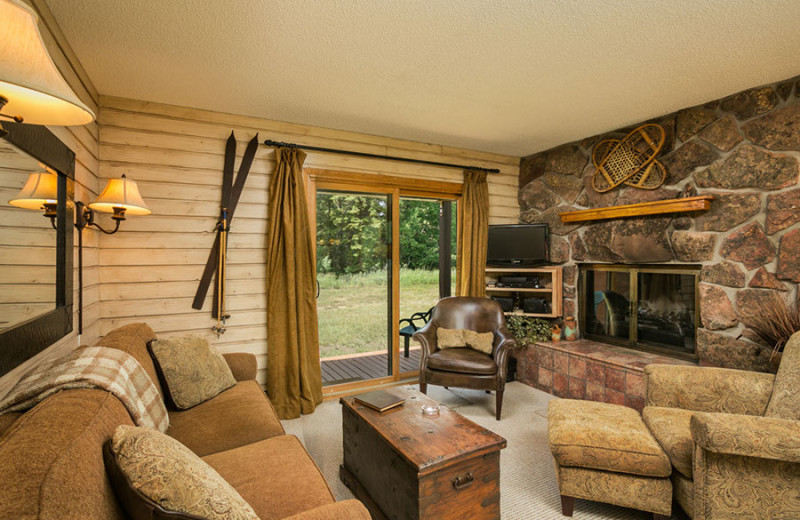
[{"xmin": 1, "ymin": 1, "xmax": 799, "ymax": 520}]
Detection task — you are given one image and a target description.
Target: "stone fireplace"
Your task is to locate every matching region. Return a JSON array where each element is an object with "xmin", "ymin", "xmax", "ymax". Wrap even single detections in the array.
[{"xmin": 513, "ymin": 76, "xmax": 800, "ymax": 404}]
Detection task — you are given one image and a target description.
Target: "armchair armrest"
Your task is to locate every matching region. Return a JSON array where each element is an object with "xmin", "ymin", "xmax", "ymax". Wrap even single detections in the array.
[
  {"xmin": 413, "ymin": 321, "xmax": 438, "ymax": 357},
  {"xmin": 691, "ymin": 412, "xmax": 800, "ymax": 463},
  {"xmin": 281, "ymin": 500, "xmax": 371, "ymax": 520},
  {"xmin": 494, "ymin": 326, "xmax": 519, "ymax": 382},
  {"xmin": 222, "ymin": 353, "xmax": 258, "ymax": 381},
  {"xmin": 644, "ymin": 364, "xmax": 774, "ymax": 415}
]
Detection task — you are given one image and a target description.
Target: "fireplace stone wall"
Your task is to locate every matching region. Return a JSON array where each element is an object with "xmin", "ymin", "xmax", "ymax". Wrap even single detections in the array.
[{"xmin": 517, "ymin": 75, "xmax": 800, "ymax": 372}]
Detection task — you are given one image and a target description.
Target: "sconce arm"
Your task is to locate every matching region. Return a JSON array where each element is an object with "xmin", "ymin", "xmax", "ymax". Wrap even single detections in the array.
[{"xmin": 75, "ymin": 201, "xmax": 123, "ymax": 235}]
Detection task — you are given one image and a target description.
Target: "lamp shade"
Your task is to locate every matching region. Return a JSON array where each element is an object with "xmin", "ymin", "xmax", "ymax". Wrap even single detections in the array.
[
  {"xmin": 89, "ymin": 175, "xmax": 151, "ymax": 216},
  {"xmin": 0, "ymin": 0, "xmax": 95, "ymax": 125},
  {"xmin": 9, "ymin": 171, "xmax": 58, "ymax": 210}
]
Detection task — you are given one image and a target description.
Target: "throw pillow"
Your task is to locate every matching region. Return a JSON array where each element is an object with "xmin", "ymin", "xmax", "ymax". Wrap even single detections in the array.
[
  {"xmin": 437, "ymin": 328, "xmax": 466, "ymax": 349},
  {"xmin": 106, "ymin": 425, "xmax": 260, "ymax": 520},
  {"xmin": 464, "ymin": 330, "xmax": 494, "ymax": 355},
  {"xmin": 148, "ymin": 335, "xmax": 236, "ymax": 409}
]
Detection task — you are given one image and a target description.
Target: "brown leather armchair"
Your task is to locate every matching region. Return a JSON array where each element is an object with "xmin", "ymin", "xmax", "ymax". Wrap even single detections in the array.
[{"xmin": 413, "ymin": 297, "xmax": 519, "ymax": 420}]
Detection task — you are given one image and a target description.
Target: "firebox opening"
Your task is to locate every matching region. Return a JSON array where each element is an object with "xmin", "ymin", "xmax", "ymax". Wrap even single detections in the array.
[{"xmin": 579, "ymin": 264, "xmax": 700, "ymax": 360}]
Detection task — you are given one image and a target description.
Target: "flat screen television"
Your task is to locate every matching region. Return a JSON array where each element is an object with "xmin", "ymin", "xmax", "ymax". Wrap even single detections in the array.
[{"xmin": 487, "ymin": 224, "xmax": 549, "ymax": 267}]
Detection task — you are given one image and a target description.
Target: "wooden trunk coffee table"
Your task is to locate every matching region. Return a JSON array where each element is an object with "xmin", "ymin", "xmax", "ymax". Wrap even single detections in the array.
[{"xmin": 339, "ymin": 386, "xmax": 507, "ymax": 520}]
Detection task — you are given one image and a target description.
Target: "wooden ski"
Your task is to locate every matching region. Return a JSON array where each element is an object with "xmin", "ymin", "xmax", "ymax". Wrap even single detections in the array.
[{"xmin": 192, "ymin": 132, "xmax": 259, "ymax": 322}]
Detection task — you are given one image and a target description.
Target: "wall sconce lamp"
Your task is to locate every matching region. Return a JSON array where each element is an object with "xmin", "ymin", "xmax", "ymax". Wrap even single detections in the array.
[
  {"xmin": 8, "ymin": 169, "xmax": 59, "ymax": 226},
  {"xmin": 10, "ymin": 173, "xmax": 150, "ymax": 334},
  {"xmin": 0, "ymin": 0, "xmax": 95, "ymax": 127},
  {"xmin": 75, "ymin": 174, "xmax": 151, "ymax": 234}
]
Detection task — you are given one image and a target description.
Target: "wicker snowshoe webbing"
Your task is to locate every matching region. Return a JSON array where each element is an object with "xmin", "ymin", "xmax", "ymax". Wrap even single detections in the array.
[
  {"xmin": 591, "ymin": 124, "xmax": 666, "ymax": 192},
  {"xmin": 592, "ymin": 138, "xmax": 666, "ymax": 190}
]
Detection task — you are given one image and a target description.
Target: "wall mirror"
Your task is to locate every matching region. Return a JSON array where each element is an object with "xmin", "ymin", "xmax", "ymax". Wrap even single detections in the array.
[{"xmin": 0, "ymin": 122, "xmax": 74, "ymax": 376}]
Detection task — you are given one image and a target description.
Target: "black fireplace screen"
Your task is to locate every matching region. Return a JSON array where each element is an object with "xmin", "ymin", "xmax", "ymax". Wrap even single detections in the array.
[{"xmin": 580, "ymin": 265, "xmax": 699, "ymax": 359}]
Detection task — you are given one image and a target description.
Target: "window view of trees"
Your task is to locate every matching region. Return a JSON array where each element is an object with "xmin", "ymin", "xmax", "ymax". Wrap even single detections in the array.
[{"xmin": 316, "ymin": 194, "xmax": 455, "ymax": 275}]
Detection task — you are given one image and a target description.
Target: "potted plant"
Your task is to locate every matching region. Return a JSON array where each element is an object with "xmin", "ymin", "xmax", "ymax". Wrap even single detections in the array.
[{"xmin": 506, "ymin": 315, "xmax": 552, "ymax": 345}]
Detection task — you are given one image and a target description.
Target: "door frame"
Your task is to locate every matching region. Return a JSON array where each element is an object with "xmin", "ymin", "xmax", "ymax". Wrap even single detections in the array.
[{"xmin": 305, "ymin": 168, "xmax": 461, "ymax": 396}]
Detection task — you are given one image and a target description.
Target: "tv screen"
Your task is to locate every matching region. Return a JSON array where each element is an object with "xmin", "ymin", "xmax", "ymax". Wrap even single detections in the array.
[{"xmin": 487, "ymin": 224, "xmax": 549, "ymax": 267}]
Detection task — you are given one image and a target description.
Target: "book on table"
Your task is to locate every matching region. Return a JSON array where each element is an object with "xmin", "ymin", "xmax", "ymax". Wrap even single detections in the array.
[{"xmin": 353, "ymin": 390, "xmax": 406, "ymax": 412}]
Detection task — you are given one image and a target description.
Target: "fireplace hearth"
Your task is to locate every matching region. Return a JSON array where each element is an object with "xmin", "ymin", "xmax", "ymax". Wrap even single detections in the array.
[{"xmin": 580, "ymin": 264, "xmax": 700, "ymax": 359}]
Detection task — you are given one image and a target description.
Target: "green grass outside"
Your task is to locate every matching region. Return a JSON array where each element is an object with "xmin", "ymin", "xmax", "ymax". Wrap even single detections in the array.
[{"xmin": 317, "ymin": 268, "xmax": 453, "ymax": 358}]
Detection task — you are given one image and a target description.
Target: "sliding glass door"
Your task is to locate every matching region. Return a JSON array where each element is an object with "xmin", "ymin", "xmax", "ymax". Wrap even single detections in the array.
[
  {"xmin": 397, "ymin": 197, "xmax": 456, "ymax": 376},
  {"xmin": 315, "ymin": 190, "xmax": 393, "ymax": 387},
  {"xmin": 307, "ymin": 169, "xmax": 460, "ymax": 393}
]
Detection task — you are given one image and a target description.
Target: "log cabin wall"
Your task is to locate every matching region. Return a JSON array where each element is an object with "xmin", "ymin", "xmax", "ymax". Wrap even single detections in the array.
[
  {"xmin": 0, "ymin": 0, "xmax": 102, "ymax": 399},
  {"xmin": 96, "ymin": 96, "xmax": 521, "ymax": 386}
]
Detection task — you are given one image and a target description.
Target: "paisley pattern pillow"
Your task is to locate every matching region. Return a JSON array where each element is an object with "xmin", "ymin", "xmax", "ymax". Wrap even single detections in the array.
[
  {"xmin": 149, "ymin": 335, "xmax": 236, "ymax": 409},
  {"xmin": 110, "ymin": 425, "xmax": 260, "ymax": 520}
]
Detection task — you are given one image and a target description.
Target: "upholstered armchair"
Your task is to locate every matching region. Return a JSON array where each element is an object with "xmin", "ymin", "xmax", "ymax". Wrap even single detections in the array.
[
  {"xmin": 642, "ymin": 331, "xmax": 800, "ymax": 519},
  {"xmin": 413, "ymin": 297, "xmax": 519, "ymax": 420}
]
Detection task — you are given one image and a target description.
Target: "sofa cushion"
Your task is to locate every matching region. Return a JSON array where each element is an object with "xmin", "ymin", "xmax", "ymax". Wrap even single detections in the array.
[
  {"xmin": 109, "ymin": 425, "xmax": 259, "ymax": 520},
  {"xmin": 766, "ymin": 331, "xmax": 800, "ymax": 420},
  {"xmin": 548, "ymin": 399, "xmax": 672, "ymax": 478},
  {"xmin": 0, "ymin": 389, "xmax": 133, "ymax": 520},
  {"xmin": 95, "ymin": 323, "xmax": 163, "ymax": 400},
  {"xmin": 203, "ymin": 435, "xmax": 335, "ymax": 520},
  {"xmin": 427, "ymin": 348, "xmax": 497, "ymax": 375},
  {"xmin": 149, "ymin": 335, "xmax": 237, "ymax": 409},
  {"xmin": 643, "ymin": 406, "xmax": 694, "ymax": 479},
  {"xmin": 168, "ymin": 380, "xmax": 284, "ymax": 457}
]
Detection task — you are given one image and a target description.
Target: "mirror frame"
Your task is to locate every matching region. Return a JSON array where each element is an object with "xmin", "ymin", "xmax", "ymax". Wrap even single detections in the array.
[{"xmin": 0, "ymin": 122, "xmax": 74, "ymax": 375}]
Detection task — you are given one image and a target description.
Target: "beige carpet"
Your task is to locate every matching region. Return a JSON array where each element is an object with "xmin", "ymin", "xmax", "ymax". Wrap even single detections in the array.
[{"xmin": 282, "ymin": 382, "xmax": 690, "ymax": 520}]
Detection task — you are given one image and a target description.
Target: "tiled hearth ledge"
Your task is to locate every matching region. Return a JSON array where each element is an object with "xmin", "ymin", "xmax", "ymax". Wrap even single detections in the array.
[{"xmin": 515, "ymin": 340, "xmax": 696, "ymax": 411}]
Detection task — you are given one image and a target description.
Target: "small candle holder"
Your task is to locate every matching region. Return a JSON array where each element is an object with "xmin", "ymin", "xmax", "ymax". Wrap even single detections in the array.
[{"xmin": 421, "ymin": 404, "xmax": 440, "ymax": 417}]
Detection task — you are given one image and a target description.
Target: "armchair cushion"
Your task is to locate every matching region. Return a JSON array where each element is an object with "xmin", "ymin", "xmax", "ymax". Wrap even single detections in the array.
[
  {"xmin": 690, "ymin": 412, "xmax": 800, "ymax": 463},
  {"xmin": 765, "ymin": 331, "xmax": 800, "ymax": 420},
  {"xmin": 644, "ymin": 364, "xmax": 774, "ymax": 415},
  {"xmin": 437, "ymin": 328, "xmax": 494, "ymax": 355},
  {"xmin": 426, "ymin": 348, "xmax": 498, "ymax": 375},
  {"xmin": 643, "ymin": 406, "xmax": 694, "ymax": 479}
]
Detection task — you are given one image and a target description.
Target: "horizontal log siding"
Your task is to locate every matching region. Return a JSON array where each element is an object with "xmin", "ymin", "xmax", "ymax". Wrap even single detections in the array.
[{"xmin": 97, "ymin": 96, "xmax": 520, "ymax": 386}]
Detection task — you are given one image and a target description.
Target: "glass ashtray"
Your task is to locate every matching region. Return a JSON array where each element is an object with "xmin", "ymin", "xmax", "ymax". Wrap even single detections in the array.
[{"xmin": 421, "ymin": 404, "xmax": 440, "ymax": 417}]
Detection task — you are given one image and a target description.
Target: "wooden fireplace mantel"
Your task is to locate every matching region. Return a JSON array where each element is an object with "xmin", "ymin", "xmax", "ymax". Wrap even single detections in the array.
[{"xmin": 559, "ymin": 195, "xmax": 714, "ymax": 223}]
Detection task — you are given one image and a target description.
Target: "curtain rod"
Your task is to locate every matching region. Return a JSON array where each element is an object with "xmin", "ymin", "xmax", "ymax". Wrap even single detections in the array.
[{"xmin": 263, "ymin": 138, "xmax": 501, "ymax": 173}]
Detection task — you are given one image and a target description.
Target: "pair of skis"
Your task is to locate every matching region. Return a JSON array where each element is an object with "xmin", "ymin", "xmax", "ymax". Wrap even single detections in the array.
[{"xmin": 192, "ymin": 132, "xmax": 258, "ymax": 336}]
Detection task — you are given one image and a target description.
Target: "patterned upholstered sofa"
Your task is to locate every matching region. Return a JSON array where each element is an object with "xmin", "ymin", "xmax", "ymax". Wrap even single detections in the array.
[
  {"xmin": 0, "ymin": 323, "xmax": 369, "ymax": 520},
  {"xmin": 642, "ymin": 331, "xmax": 800, "ymax": 519}
]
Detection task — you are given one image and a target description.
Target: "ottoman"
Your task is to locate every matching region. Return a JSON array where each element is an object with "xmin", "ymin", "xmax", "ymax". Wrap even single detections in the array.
[{"xmin": 548, "ymin": 399, "xmax": 672, "ymax": 519}]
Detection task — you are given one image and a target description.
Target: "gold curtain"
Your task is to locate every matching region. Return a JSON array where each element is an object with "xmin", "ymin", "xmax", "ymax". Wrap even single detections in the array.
[
  {"xmin": 456, "ymin": 169, "xmax": 489, "ymax": 297},
  {"xmin": 266, "ymin": 148, "xmax": 322, "ymax": 419}
]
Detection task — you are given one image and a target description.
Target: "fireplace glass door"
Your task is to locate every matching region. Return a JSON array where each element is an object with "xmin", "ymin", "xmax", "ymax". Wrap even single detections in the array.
[{"xmin": 581, "ymin": 265, "xmax": 699, "ymax": 359}]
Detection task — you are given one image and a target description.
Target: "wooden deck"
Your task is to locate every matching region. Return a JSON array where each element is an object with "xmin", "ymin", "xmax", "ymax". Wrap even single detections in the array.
[{"xmin": 321, "ymin": 347, "xmax": 421, "ymax": 386}]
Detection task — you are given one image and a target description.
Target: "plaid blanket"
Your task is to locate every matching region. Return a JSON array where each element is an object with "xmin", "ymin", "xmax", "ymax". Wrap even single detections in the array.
[{"xmin": 0, "ymin": 347, "xmax": 168, "ymax": 432}]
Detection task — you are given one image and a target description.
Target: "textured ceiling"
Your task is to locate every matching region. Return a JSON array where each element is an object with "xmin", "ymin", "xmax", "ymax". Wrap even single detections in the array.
[{"xmin": 43, "ymin": 0, "xmax": 800, "ymax": 156}]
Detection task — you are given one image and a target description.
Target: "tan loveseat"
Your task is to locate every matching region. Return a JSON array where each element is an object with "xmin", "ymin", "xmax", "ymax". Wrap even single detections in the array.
[
  {"xmin": 0, "ymin": 323, "xmax": 370, "ymax": 520},
  {"xmin": 642, "ymin": 331, "xmax": 800, "ymax": 519}
]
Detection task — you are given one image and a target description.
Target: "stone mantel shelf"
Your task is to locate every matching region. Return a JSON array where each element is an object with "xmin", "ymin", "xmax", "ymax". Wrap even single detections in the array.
[{"xmin": 559, "ymin": 195, "xmax": 715, "ymax": 223}]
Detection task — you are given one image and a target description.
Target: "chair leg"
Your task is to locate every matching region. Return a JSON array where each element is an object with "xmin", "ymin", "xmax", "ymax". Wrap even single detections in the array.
[
  {"xmin": 419, "ymin": 380, "xmax": 427, "ymax": 394},
  {"xmin": 560, "ymin": 495, "xmax": 574, "ymax": 516},
  {"xmin": 495, "ymin": 388, "xmax": 504, "ymax": 420},
  {"xmin": 404, "ymin": 336, "xmax": 410, "ymax": 357}
]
